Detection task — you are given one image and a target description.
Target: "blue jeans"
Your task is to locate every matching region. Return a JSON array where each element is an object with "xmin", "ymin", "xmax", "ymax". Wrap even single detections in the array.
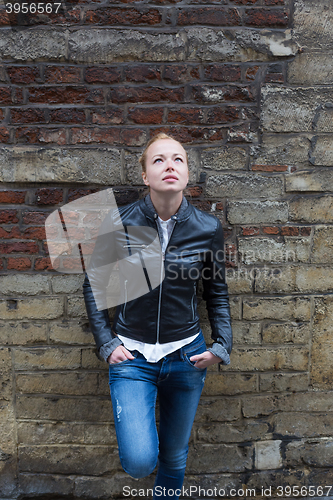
[{"xmin": 108, "ymin": 331, "xmax": 207, "ymax": 500}]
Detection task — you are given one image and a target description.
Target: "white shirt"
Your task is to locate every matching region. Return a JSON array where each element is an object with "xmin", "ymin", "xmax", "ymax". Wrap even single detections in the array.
[{"xmin": 118, "ymin": 216, "xmax": 199, "ymax": 362}]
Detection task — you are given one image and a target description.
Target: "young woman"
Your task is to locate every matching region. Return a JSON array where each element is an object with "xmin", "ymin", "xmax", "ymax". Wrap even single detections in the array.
[{"xmin": 83, "ymin": 133, "xmax": 232, "ymax": 499}]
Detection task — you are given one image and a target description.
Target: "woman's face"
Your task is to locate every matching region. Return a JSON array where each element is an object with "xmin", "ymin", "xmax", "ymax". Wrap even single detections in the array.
[{"xmin": 142, "ymin": 139, "xmax": 189, "ymax": 195}]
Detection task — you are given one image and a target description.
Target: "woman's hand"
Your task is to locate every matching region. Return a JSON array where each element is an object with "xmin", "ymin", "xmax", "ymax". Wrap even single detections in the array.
[
  {"xmin": 107, "ymin": 345, "xmax": 135, "ymax": 364},
  {"xmin": 190, "ymin": 350, "xmax": 221, "ymax": 369}
]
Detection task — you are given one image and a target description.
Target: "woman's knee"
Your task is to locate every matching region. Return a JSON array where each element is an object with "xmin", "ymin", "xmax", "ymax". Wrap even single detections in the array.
[{"xmin": 121, "ymin": 451, "xmax": 158, "ymax": 479}]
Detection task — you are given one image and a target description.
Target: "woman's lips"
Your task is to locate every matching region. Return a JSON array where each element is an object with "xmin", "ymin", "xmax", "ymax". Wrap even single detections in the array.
[{"xmin": 163, "ymin": 175, "xmax": 178, "ymax": 181}]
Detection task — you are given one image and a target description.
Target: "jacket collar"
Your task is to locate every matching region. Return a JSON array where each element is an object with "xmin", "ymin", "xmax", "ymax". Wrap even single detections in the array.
[{"xmin": 142, "ymin": 193, "xmax": 191, "ymax": 222}]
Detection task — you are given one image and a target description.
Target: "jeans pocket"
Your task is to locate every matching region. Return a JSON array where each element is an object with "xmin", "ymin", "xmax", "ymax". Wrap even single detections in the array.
[
  {"xmin": 109, "ymin": 350, "xmax": 138, "ymax": 367},
  {"xmin": 183, "ymin": 337, "xmax": 207, "ymax": 371}
]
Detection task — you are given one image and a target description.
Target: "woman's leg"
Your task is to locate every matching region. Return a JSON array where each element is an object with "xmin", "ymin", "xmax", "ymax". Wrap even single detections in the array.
[
  {"xmin": 109, "ymin": 353, "xmax": 159, "ymax": 479},
  {"xmin": 154, "ymin": 333, "xmax": 207, "ymax": 499}
]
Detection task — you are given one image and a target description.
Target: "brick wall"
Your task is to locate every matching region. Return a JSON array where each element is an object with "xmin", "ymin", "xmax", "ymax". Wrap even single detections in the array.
[{"xmin": 1, "ymin": 0, "xmax": 333, "ymax": 498}]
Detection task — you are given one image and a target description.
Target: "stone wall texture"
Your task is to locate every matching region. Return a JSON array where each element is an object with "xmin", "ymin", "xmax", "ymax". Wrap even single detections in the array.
[{"xmin": 1, "ymin": 0, "xmax": 333, "ymax": 498}]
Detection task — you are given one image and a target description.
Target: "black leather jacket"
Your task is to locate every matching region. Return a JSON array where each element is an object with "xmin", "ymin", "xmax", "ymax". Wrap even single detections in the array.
[{"xmin": 83, "ymin": 195, "xmax": 232, "ymax": 364}]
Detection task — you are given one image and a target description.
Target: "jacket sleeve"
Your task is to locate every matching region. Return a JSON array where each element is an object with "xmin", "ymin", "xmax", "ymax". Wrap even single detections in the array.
[
  {"xmin": 202, "ymin": 218, "xmax": 232, "ymax": 365},
  {"xmin": 82, "ymin": 212, "xmax": 123, "ymax": 361}
]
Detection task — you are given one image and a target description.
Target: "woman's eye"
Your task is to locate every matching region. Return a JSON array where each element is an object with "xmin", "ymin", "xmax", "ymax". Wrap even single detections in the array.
[
  {"xmin": 154, "ymin": 158, "xmax": 162, "ymax": 164},
  {"xmin": 175, "ymin": 157, "xmax": 183, "ymax": 162}
]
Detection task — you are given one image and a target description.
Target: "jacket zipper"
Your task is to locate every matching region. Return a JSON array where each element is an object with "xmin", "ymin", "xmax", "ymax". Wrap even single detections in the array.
[
  {"xmin": 155, "ymin": 218, "xmax": 177, "ymax": 343},
  {"xmin": 123, "ymin": 279, "xmax": 128, "ymax": 319},
  {"xmin": 191, "ymin": 282, "xmax": 196, "ymax": 321}
]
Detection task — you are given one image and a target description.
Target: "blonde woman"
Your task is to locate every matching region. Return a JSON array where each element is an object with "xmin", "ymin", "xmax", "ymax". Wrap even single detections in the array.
[{"xmin": 83, "ymin": 133, "xmax": 232, "ymax": 499}]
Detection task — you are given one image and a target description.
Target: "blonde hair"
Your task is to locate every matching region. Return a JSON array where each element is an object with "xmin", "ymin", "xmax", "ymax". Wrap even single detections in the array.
[{"xmin": 139, "ymin": 133, "xmax": 188, "ymax": 173}]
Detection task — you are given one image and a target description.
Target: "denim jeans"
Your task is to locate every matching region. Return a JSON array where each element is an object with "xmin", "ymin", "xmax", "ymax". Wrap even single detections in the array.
[{"xmin": 108, "ymin": 331, "xmax": 207, "ymax": 500}]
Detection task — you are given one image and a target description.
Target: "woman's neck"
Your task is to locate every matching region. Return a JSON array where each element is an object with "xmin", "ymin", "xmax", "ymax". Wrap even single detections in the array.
[{"xmin": 149, "ymin": 191, "xmax": 183, "ymax": 221}]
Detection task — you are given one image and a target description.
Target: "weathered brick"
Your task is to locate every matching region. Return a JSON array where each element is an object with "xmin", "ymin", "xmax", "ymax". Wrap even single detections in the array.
[
  {"xmin": 260, "ymin": 373, "xmax": 309, "ymax": 393},
  {"xmin": 226, "ymin": 268, "xmax": 253, "ymax": 294},
  {"xmin": 34, "ymin": 257, "xmax": 53, "ymax": 271},
  {"xmin": 285, "ymin": 439, "xmax": 333, "ymax": 468},
  {"xmin": 290, "ymin": 195, "xmax": 333, "ymax": 223},
  {"xmin": 0, "ymin": 298, "xmax": 63, "ymax": 320},
  {"xmin": 0, "ymin": 190, "xmax": 25, "ymax": 203},
  {"xmin": 231, "ymin": 322, "xmax": 261, "ymax": 345},
  {"xmin": 44, "ymin": 66, "xmax": 81, "ymax": 84},
  {"xmin": 81, "ymin": 348, "xmax": 106, "ymax": 369},
  {"xmin": 206, "ymin": 106, "xmax": 241, "ymax": 124},
  {"xmin": 0, "ymin": 322, "xmax": 47, "ymax": 346},
  {"xmin": 0, "ymin": 275, "xmax": 50, "ymax": 296},
  {"xmin": 109, "ymin": 86, "xmax": 183, "ymax": 104},
  {"xmin": 128, "ymin": 106, "xmax": 164, "ymax": 124},
  {"xmin": 16, "ymin": 372, "xmax": 98, "ymax": 396},
  {"xmin": 125, "ymin": 65, "xmax": 161, "ymax": 82},
  {"xmin": 238, "ymin": 237, "xmax": 311, "ymax": 264},
  {"xmin": 311, "ymin": 226, "xmax": 333, "ymax": 264},
  {"xmin": 67, "ymin": 295, "xmax": 90, "ymax": 318},
  {"xmin": 68, "ymin": 30, "xmax": 186, "ymax": 63},
  {"xmin": 227, "ymin": 347, "xmax": 309, "ymax": 372},
  {"xmin": 0, "ymin": 147, "xmax": 122, "ymax": 184},
  {"xmin": 49, "ymin": 322, "xmax": 92, "ymax": 345},
  {"xmin": 310, "ymin": 136, "xmax": 333, "ymax": 166},
  {"xmin": 7, "ymin": 257, "xmax": 32, "ymax": 271},
  {"xmin": 85, "ymin": 66, "xmax": 121, "ymax": 84},
  {"xmin": 293, "ymin": 0, "xmax": 333, "ymax": 50},
  {"xmin": 0, "ymin": 126, "xmax": 10, "ymax": 143},
  {"xmin": 7, "ymin": 66, "xmax": 39, "ymax": 84},
  {"xmin": 28, "ymin": 87, "xmax": 104, "ymax": 105},
  {"xmin": 254, "ymin": 266, "xmax": 295, "ymax": 294},
  {"xmin": 49, "ymin": 109, "xmax": 86, "ymax": 124},
  {"xmin": 191, "ymin": 84, "xmax": 254, "ymax": 103},
  {"xmin": 262, "ymin": 322, "xmax": 310, "ymax": 345},
  {"xmin": 0, "ymin": 241, "xmax": 39, "ymax": 254},
  {"xmin": 245, "ymin": 9, "xmax": 289, "ymax": 27},
  {"xmin": 14, "ymin": 347, "xmax": 81, "ymax": 370},
  {"xmin": 177, "ymin": 8, "xmax": 241, "ymax": 26},
  {"xmin": 273, "ymin": 413, "xmax": 333, "ymax": 438},
  {"xmin": 243, "ymin": 297, "xmax": 311, "ymax": 322},
  {"xmin": 16, "ymin": 395, "xmax": 113, "ymax": 422},
  {"xmin": 18, "ymin": 444, "xmax": 120, "ymax": 475},
  {"xmin": 18, "ymin": 473, "xmax": 73, "ymax": 498},
  {"xmin": 288, "ymin": 53, "xmax": 333, "ymax": 85},
  {"xmin": 242, "ymin": 226, "xmax": 260, "ymax": 236},
  {"xmin": 197, "ymin": 420, "xmax": 269, "ymax": 444},
  {"xmin": 203, "ymin": 372, "xmax": 257, "ymax": 396},
  {"xmin": 251, "ymin": 134, "xmax": 312, "ymax": 169},
  {"xmin": 252, "ymin": 164, "xmax": 288, "ymax": 172},
  {"xmin": 212, "ymin": 171, "xmax": 282, "ymax": 198},
  {"xmin": 227, "ymin": 201, "xmax": 288, "ymax": 225},
  {"xmin": 204, "ymin": 64, "xmax": 241, "ymax": 82},
  {"xmin": 295, "ymin": 265, "xmax": 333, "ymax": 293},
  {"xmin": 10, "ymin": 108, "xmax": 45, "ymax": 124},
  {"xmin": 187, "ymin": 443, "xmax": 253, "ymax": 474},
  {"xmin": 85, "ymin": 7, "xmax": 161, "ymax": 25},
  {"xmin": 16, "ymin": 127, "xmax": 67, "ymax": 146}
]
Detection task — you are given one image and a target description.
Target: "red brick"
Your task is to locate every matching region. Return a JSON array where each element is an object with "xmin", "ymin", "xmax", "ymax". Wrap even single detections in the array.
[
  {"xmin": 44, "ymin": 66, "xmax": 81, "ymax": 84},
  {"xmin": 149, "ymin": 126, "xmax": 224, "ymax": 143},
  {"xmin": 242, "ymin": 227, "xmax": 260, "ymax": 236},
  {"xmin": 0, "ymin": 127, "xmax": 10, "ymax": 143},
  {"xmin": 125, "ymin": 65, "xmax": 161, "ymax": 83},
  {"xmin": 85, "ymin": 8, "xmax": 161, "ymax": 25},
  {"xmin": 263, "ymin": 226, "xmax": 280, "ymax": 235},
  {"xmin": 204, "ymin": 64, "xmax": 241, "ymax": 82},
  {"xmin": 265, "ymin": 73, "xmax": 284, "ymax": 83},
  {"xmin": 85, "ymin": 67, "xmax": 121, "ymax": 84},
  {"xmin": 168, "ymin": 107, "xmax": 204, "ymax": 124},
  {"xmin": 184, "ymin": 186, "xmax": 203, "ymax": 197},
  {"xmin": 191, "ymin": 200, "xmax": 212, "ymax": 212},
  {"xmin": 0, "ymin": 227, "xmax": 21, "ymax": 239},
  {"xmin": 281, "ymin": 226, "xmax": 299, "ymax": 236},
  {"xmin": 0, "ymin": 9, "xmax": 11, "ymax": 25},
  {"xmin": 7, "ymin": 257, "xmax": 32, "ymax": 271},
  {"xmin": 252, "ymin": 164, "xmax": 288, "ymax": 172},
  {"xmin": 34, "ymin": 257, "xmax": 53, "ymax": 271},
  {"xmin": 10, "ymin": 108, "xmax": 45, "ymax": 124},
  {"xmin": 23, "ymin": 211, "xmax": 50, "ymax": 225},
  {"xmin": 0, "ymin": 190, "xmax": 26, "ymax": 204},
  {"xmin": 190, "ymin": 67, "xmax": 200, "ymax": 80},
  {"xmin": 206, "ymin": 106, "xmax": 240, "ymax": 124},
  {"xmin": 28, "ymin": 87, "xmax": 104, "ymax": 105},
  {"xmin": 67, "ymin": 188, "xmax": 100, "ymax": 203},
  {"xmin": 109, "ymin": 86, "xmax": 184, "ymax": 104},
  {"xmin": 113, "ymin": 188, "xmax": 140, "ymax": 206},
  {"xmin": 191, "ymin": 85, "xmax": 254, "ymax": 103},
  {"xmin": 92, "ymin": 108, "xmax": 124, "ymax": 125},
  {"xmin": 0, "ymin": 242, "xmax": 39, "ymax": 254},
  {"xmin": 7, "ymin": 66, "xmax": 39, "ymax": 84},
  {"xmin": 163, "ymin": 65, "xmax": 188, "ymax": 84},
  {"xmin": 0, "ymin": 87, "xmax": 12, "ymax": 105},
  {"xmin": 71, "ymin": 127, "xmax": 120, "ymax": 145},
  {"xmin": 121, "ymin": 128, "xmax": 147, "ymax": 146},
  {"xmin": 246, "ymin": 66, "xmax": 260, "ymax": 81},
  {"xmin": 128, "ymin": 106, "xmax": 164, "ymax": 124},
  {"xmin": 13, "ymin": 88, "xmax": 24, "ymax": 104},
  {"xmin": 0, "ymin": 210, "xmax": 18, "ymax": 223},
  {"xmin": 0, "ymin": 109, "xmax": 4, "ymax": 121},
  {"xmin": 49, "ymin": 109, "xmax": 86, "ymax": 124},
  {"xmin": 216, "ymin": 202, "xmax": 224, "ymax": 211},
  {"xmin": 15, "ymin": 127, "xmax": 66, "ymax": 145},
  {"xmin": 0, "ymin": 258, "xmax": 3, "ymax": 269},
  {"xmin": 22, "ymin": 227, "xmax": 46, "ymax": 240},
  {"xmin": 177, "ymin": 8, "xmax": 241, "ymax": 26},
  {"xmin": 245, "ymin": 9, "xmax": 289, "ymax": 27},
  {"xmin": 300, "ymin": 227, "xmax": 311, "ymax": 236},
  {"xmin": 36, "ymin": 188, "xmax": 63, "ymax": 205}
]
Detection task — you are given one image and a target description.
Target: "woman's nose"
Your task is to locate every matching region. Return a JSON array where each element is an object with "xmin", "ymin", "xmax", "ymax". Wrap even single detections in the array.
[{"xmin": 166, "ymin": 158, "xmax": 174, "ymax": 169}]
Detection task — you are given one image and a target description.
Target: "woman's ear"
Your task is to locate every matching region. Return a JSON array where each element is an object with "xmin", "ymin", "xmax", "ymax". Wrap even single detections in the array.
[{"xmin": 142, "ymin": 172, "xmax": 149, "ymax": 186}]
